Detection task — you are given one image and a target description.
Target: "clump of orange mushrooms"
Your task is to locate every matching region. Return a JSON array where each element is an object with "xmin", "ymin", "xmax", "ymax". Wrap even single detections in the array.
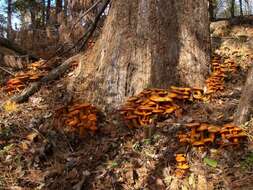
[
  {"xmin": 178, "ymin": 122, "xmax": 247, "ymax": 148},
  {"xmin": 119, "ymin": 87, "xmax": 205, "ymax": 128},
  {"xmin": 206, "ymin": 54, "xmax": 238, "ymax": 94},
  {"xmin": 175, "ymin": 154, "xmax": 189, "ymax": 177},
  {"xmin": 1, "ymin": 60, "xmax": 49, "ymax": 94},
  {"xmin": 56, "ymin": 103, "xmax": 98, "ymax": 137},
  {"xmin": 2, "ymin": 70, "xmax": 47, "ymax": 93}
]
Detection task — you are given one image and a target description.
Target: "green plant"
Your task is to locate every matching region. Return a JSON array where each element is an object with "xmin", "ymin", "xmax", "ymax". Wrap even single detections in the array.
[{"xmin": 240, "ymin": 152, "xmax": 253, "ymax": 171}]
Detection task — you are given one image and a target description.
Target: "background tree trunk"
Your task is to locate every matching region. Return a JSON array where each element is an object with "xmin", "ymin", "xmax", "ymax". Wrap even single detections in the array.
[
  {"xmin": 230, "ymin": 0, "xmax": 235, "ymax": 18},
  {"xmin": 239, "ymin": 0, "xmax": 243, "ymax": 16},
  {"xmin": 78, "ymin": 0, "xmax": 210, "ymax": 109},
  {"xmin": 56, "ymin": 0, "xmax": 63, "ymax": 15},
  {"xmin": 7, "ymin": 0, "xmax": 12, "ymax": 39},
  {"xmin": 234, "ymin": 65, "xmax": 253, "ymax": 125},
  {"xmin": 46, "ymin": 0, "xmax": 51, "ymax": 24},
  {"xmin": 209, "ymin": 0, "xmax": 214, "ymax": 21}
]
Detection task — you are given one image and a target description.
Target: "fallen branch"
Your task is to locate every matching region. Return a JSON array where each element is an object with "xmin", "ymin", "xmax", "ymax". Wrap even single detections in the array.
[
  {"xmin": 79, "ymin": 0, "xmax": 110, "ymax": 50},
  {"xmin": 0, "ymin": 65, "xmax": 15, "ymax": 76},
  {"xmin": 11, "ymin": 55, "xmax": 79, "ymax": 103},
  {"xmin": 0, "ymin": 37, "xmax": 39, "ymax": 60}
]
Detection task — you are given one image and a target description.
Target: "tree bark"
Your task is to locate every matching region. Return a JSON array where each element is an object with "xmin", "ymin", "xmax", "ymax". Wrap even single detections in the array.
[
  {"xmin": 234, "ymin": 65, "xmax": 253, "ymax": 125},
  {"xmin": 7, "ymin": 0, "xmax": 12, "ymax": 40},
  {"xmin": 239, "ymin": 0, "xmax": 243, "ymax": 16},
  {"xmin": 46, "ymin": 0, "xmax": 51, "ymax": 24},
  {"xmin": 78, "ymin": 0, "xmax": 210, "ymax": 109},
  {"xmin": 56, "ymin": 0, "xmax": 63, "ymax": 15},
  {"xmin": 230, "ymin": 0, "xmax": 235, "ymax": 18},
  {"xmin": 208, "ymin": 0, "xmax": 214, "ymax": 21}
]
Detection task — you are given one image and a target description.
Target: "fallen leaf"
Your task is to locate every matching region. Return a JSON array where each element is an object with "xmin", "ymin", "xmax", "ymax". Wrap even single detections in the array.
[
  {"xmin": 26, "ymin": 132, "xmax": 39, "ymax": 142},
  {"xmin": 3, "ymin": 101, "xmax": 18, "ymax": 112},
  {"xmin": 204, "ymin": 157, "xmax": 218, "ymax": 168}
]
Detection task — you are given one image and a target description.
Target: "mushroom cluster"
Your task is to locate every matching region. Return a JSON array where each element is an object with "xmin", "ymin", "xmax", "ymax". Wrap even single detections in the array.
[
  {"xmin": 56, "ymin": 103, "xmax": 98, "ymax": 136},
  {"xmin": 175, "ymin": 154, "xmax": 189, "ymax": 177},
  {"xmin": 178, "ymin": 122, "xmax": 247, "ymax": 148},
  {"xmin": 219, "ymin": 123, "xmax": 247, "ymax": 147},
  {"xmin": 27, "ymin": 60, "xmax": 50, "ymax": 71},
  {"xmin": 206, "ymin": 55, "xmax": 237, "ymax": 94},
  {"xmin": 3, "ymin": 70, "xmax": 47, "ymax": 93},
  {"xmin": 120, "ymin": 87, "xmax": 205, "ymax": 128}
]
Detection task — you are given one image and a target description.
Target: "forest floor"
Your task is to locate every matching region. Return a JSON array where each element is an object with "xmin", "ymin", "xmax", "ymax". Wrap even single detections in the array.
[{"xmin": 0, "ymin": 21, "xmax": 253, "ymax": 190}]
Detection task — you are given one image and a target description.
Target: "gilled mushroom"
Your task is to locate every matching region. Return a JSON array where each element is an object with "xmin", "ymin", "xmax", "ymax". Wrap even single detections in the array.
[
  {"xmin": 176, "ymin": 163, "xmax": 190, "ymax": 170},
  {"xmin": 197, "ymin": 123, "xmax": 208, "ymax": 141},
  {"xmin": 227, "ymin": 132, "xmax": 247, "ymax": 144},
  {"xmin": 203, "ymin": 138, "xmax": 213, "ymax": 144},
  {"xmin": 185, "ymin": 122, "xmax": 200, "ymax": 137},
  {"xmin": 149, "ymin": 95, "xmax": 173, "ymax": 102},
  {"xmin": 208, "ymin": 125, "xmax": 220, "ymax": 141},
  {"xmin": 69, "ymin": 103, "xmax": 91, "ymax": 112},
  {"xmin": 220, "ymin": 129, "xmax": 230, "ymax": 139},
  {"xmin": 192, "ymin": 140, "xmax": 205, "ymax": 147},
  {"xmin": 67, "ymin": 110, "xmax": 80, "ymax": 117}
]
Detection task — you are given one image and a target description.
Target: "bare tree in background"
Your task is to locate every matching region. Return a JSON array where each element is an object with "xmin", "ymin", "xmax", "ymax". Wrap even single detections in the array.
[{"xmin": 7, "ymin": 0, "xmax": 12, "ymax": 39}]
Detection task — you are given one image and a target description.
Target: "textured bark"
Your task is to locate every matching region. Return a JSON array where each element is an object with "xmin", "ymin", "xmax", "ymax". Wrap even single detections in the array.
[
  {"xmin": 79, "ymin": 0, "xmax": 210, "ymax": 109},
  {"xmin": 46, "ymin": 0, "xmax": 51, "ymax": 23},
  {"xmin": 7, "ymin": 0, "xmax": 12, "ymax": 39},
  {"xmin": 234, "ymin": 66, "xmax": 253, "ymax": 125},
  {"xmin": 56, "ymin": 0, "xmax": 63, "ymax": 15},
  {"xmin": 230, "ymin": 0, "xmax": 235, "ymax": 18},
  {"xmin": 239, "ymin": 0, "xmax": 243, "ymax": 16}
]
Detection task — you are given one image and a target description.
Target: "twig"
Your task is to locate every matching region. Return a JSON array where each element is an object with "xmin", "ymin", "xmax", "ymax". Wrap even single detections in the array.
[
  {"xmin": 71, "ymin": 0, "xmax": 102, "ymax": 31},
  {"xmin": 79, "ymin": 0, "xmax": 111, "ymax": 50},
  {"xmin": 0, "ymin": 66, "xmax": 15, "ymax": 76}
]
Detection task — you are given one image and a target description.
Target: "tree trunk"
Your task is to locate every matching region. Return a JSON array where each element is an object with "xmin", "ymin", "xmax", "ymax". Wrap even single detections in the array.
[
  {"xmin": 78, "ymin": 0, "xmax": 210, "ymax": 110},
  {"xmin": 234, "ymin": 66, "xmax": 253, "ymax": 125},
  {"xmin": 7, "ymin": 0, "xmax": 12, "ymax": 40},
  {"xmin": 230, "ymin": 0, "xmax": 235, "ymax": 18},
  {"xmin": 56, "ymin": 0, "xmax": 63, "ymax": 15},
  {"xmin": 0, "ymin": 37, "xmax": 38, "ymax": 60},
  {"xmin": 64, "ymin": 0, "xmax": 68, "ymax": 18},
  {"xmin": 42, "ymin": 0, "xmax": 46, "ymax": 26},
  {"xmin": 239, "ymin": 0, "xmax": 243, "ymax": 16},
  {"xmin": 208, "ymin": 0, "xmax": 214, "ymax": 21},
  {"xmin": 46, "ymin": 0, "xmax": 51, "ymax": 24}
]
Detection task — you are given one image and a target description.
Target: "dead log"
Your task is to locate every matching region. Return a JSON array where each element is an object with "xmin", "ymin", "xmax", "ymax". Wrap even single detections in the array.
[
  {"xmin": 11, "ymin": 55, "xmax": 78, "ymax": 103},
  {"xmin": 234, "ymin": 65, "xmax": 253, "ymax": 125},
  {"xmin": 0, "ymin": 37, "xmax": 38, "ymax": 60}
]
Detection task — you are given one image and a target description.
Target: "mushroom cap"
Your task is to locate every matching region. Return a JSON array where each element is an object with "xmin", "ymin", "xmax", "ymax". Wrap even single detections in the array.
[
  {"xmin": 228, "ymin": 132, "xmax": 247, "ymax": 139},
  {"xmin": 185, "ymin": 122, "xmax": 200, "ymax": 128},
  {"xmin": 170, "ymin": 89, "xmax": 190, "ymax": 95},
  {"xmin": 204, "ymin": 138, "xmax": 214, "ymax": 144},
  {"xmin": 164, "ymin": 107, "xmax": 176, "ymax": 114},
  {"xmin": 192, "ymin": 141, "xmax": 205, "ymax": 147},
  {"xmin": 124, "ymin": 115, "xmax": 138, "ymax": 120},
  {"xmin": 167, "ymin": 92, "xmax": 178, "ymax": 98},
  {"xmin": 138, "ymin": 106, "xmax": 153, "ymax": 111},
  {"xmin": 175, "ymin": 154, "xmax": 186, "ymax": 161},
  {"xmin": 176, "ymin": 163, "xmax": 190, "ymax": 170},
  {"xmin": 223, "ymin": 123, "xmax": 236, "ymax": 129},
  {"xmin": 152, "ymin": 109, "xmax": 164, "ymax": 113},
  {"xmin": 220, "ymin": 129, "xmax": 230, "ymax": 134},
  {"xmin": 197, "ymin": 123, "xmax": 209, "ymax": 131},
  {"xmin": 171, "ymin": 86, "xmax": 191, "ymax": 92},
  {"xmin": 231, "ymin": 127, "xmax": 242, "ymax": 133},
  {"xmin": 149, "ymin": 95, "xmax": 173, "ymax": 102},
  {"xmin": 127, "ymin": 96, "xmax": 139, "ymax": 102},
  {"xmin": 208, "ymin": 125, "xmax": 220, "ymax": 133}
]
